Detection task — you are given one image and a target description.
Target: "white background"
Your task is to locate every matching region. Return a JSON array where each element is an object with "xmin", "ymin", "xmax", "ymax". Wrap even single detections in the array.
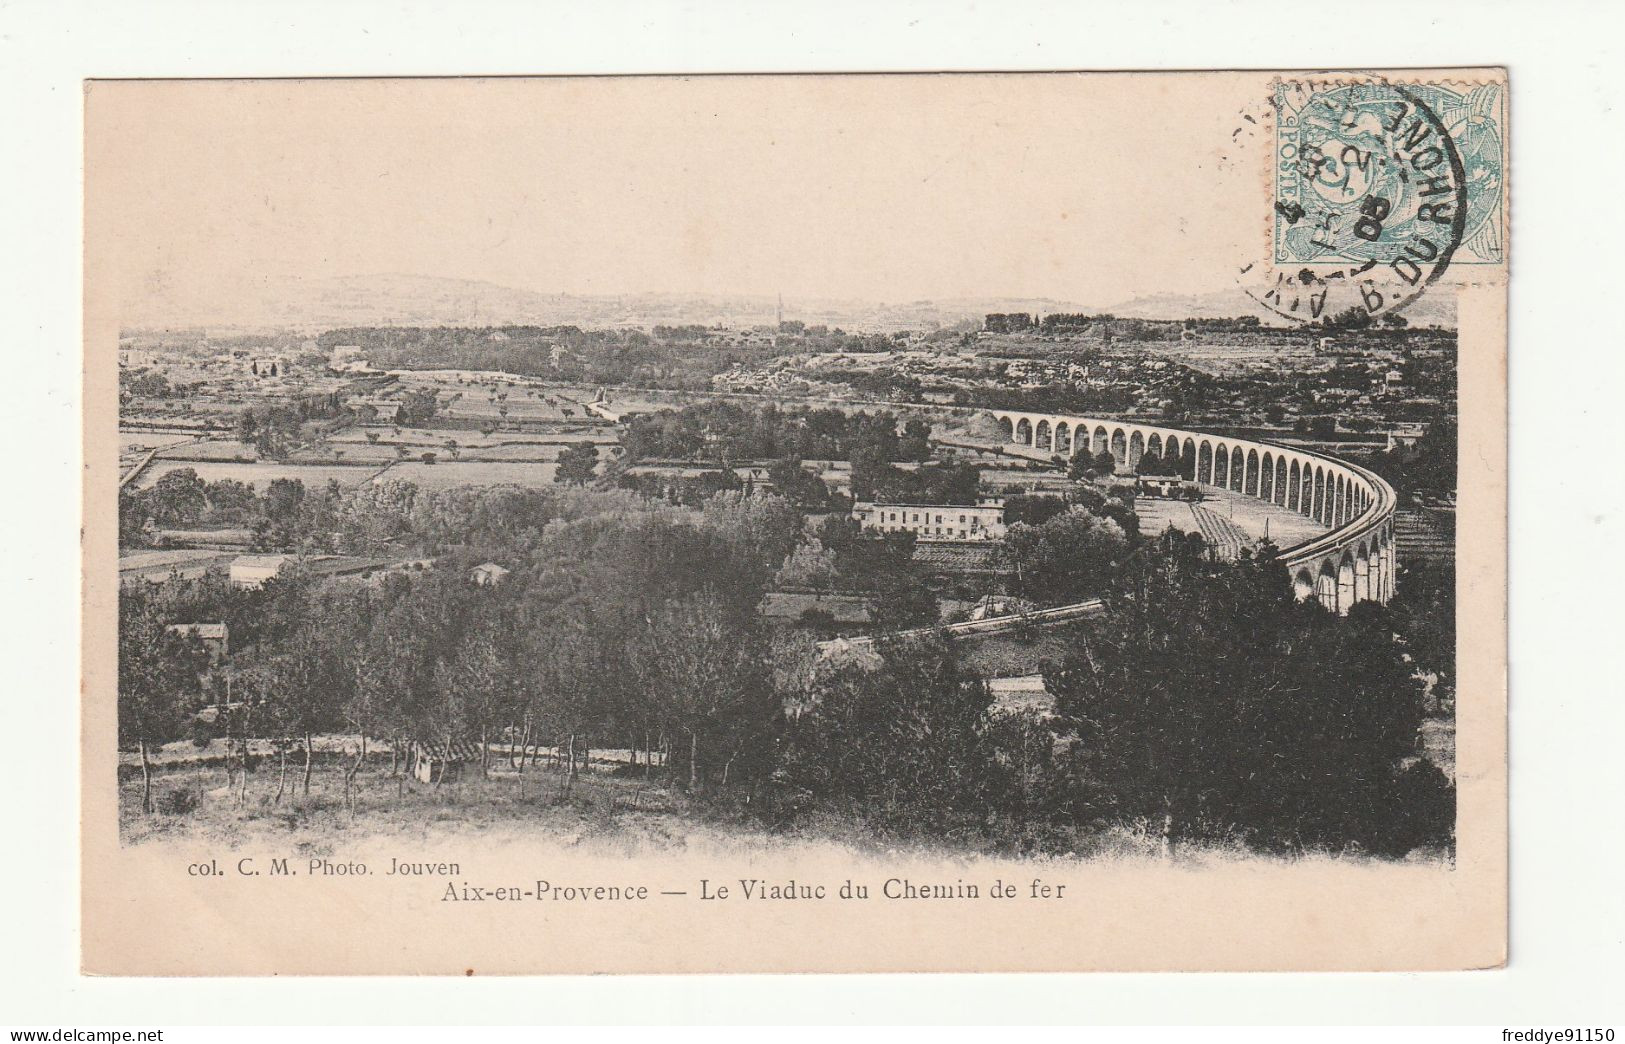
[{"xmin": 1, "ymin": 0, "xmax": 1621, "ymax": 1026}]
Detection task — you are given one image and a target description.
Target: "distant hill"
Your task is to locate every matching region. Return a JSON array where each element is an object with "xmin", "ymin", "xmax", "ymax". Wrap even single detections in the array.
[
  {"xmin": 122, "ymin": 271, "xmax": 1454, "ymax": 334},
  {"xmin": 123, "ymin": 273, "xmax": 1113, "ymax": 334},
  {"xmin": 1105, "ymin": 286, "xmax": 1457, "ymax": 328}
]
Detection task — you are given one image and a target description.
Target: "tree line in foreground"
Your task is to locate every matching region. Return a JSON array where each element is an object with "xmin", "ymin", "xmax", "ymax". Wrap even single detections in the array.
[{"xmin": 121, "ymin": 484, "xmax": 1453, "ymax": 858}]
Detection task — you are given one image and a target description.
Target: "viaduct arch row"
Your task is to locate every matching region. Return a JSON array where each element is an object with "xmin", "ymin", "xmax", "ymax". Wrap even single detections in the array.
[{"xmin": 985, "ymin": 410, "xmax": 1398, "ymax": 614}]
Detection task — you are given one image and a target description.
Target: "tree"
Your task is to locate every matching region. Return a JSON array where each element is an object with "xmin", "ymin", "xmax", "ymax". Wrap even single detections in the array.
[
  {"xmin": 119, "ymin": 596, "xmax": 210, "ymax": 813},
  {"xmin": 262, "ymin": 478, "xmax": 306, "ymax": 523},
  {"xmin": 1069, "ymin": 450, "xmax": 1118, "ymax": 480},
  {"xmin": 258, "ymin": 621, "xmax": 347, "ymax": 797},
  {"xmin": 204, "ymin": 479, "xmax": 257, "ymax": 522},
  {"xmin": 1004, "ymin": 509, "xmax": 1129, "ymax": 605},
  {"xmin": 119, "ymin": 488, "xmax": 153, "ymax": 547},
  {"xmin": 774, "ymin": 540, "xmax": 840, "ymax": 596},
  {"xmin": 639, "ymin": 592, "xmax": 777, "ymax": 791},
  {"xmin": 555, "ymin": 444, "xmax": 600, "ymax": 485},
  {"xmin": 699, "ymin": 490, "xmax": 802, "ymax": 570},
  {"xmin": 1047, "ymin": 543, "xmax": 1448, "ymax": 854},
  {"xmin": 431, "ymin": 624, "xmax": 506, "ymax": 784},
  {"xmin": 781, "ymin": 634, "xmax": 1009, "ymax": 834},
  {"xmin": 1002, "ymin": 494, "xmax": 1069, "ymax": 528},
  {"xmin": 899, "ymin": 418, "xmax": 933, "ymax": 461},
  {"xmin": 1388, "ymin": 556, "xmax": 1456, "ymax": 709},
  {"xmin": 1323, "ymin": 306, "xmax": 1373, "ymax": 330},
  {"xmin": 144, "ymin": 468, "xmax": 208, "ymax": 527},
  {"xmin": 398, "ymin": 388, "xmax": 440, "ymax": 427},
  {"xmin": 867, "ymin": 571, "xmax": 940, "ymax": 630},
  {"xmin": 767, "ymin": 457, "xmax": 830, "ymax": 510}
]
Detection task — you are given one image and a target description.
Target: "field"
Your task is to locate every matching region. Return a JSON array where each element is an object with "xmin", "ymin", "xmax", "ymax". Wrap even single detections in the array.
[
  {"xmin": 154, "ymin": 438, "xmax": 266, "ymax": 462},
  {"xmin": 134, "ymin": 460, "xmax": 387, "ymax": 490},
  {"xmin": 120, "ymin": 754, "xmax": 1378, "ymax": 869},
  {"xmin": 1135, "ymin": 487, "xmax": 1328, "ymax": 552},
  {"xmin": 327, "ymin": 426, "xmax": 615, "ymax": 449},
  {"xmin": 120, "ymin": 754, "xmax": 686, "ymax": 850},
  {"xmin": 289, "ymin": 442, "xmax": 403, "ymax": 463},
  {"xmin": 372, "ymin": 459, "xmax": 559, "ymax": 490},
  {"xmin": 119, "ymin": 431, "xmax": 199, "ymax": 454}
]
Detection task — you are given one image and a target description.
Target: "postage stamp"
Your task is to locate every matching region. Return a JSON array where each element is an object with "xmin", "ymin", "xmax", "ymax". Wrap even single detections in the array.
[
  {"xmin": 1242, "ymin": 76, "xmax": 1506, "ymax": 324},
  {"xmin": 1273, "ymin": 80, "xmax": 1506, "ymax": 267}
]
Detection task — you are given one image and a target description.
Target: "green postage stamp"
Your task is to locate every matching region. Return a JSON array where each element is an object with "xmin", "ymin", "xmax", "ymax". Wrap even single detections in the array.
[{"xmin": 1273, "ymin": 79, "xmax": 1507, "ymax": 268}]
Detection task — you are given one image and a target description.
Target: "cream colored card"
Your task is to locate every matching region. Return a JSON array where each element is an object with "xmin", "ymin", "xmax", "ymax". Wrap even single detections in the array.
[{"xmin": 85, "ymin": 71, "xmax": 1507, "ymax": 974}]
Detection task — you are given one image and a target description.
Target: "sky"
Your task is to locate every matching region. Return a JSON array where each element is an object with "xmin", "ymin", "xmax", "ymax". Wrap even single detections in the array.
[{"xmin": 87, "ymin": 74, "xmax": 1272, "ymax": 323}]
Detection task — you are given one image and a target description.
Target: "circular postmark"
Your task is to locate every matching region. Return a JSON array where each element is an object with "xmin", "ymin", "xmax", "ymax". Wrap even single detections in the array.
[{"xmin": 1237, "ymin": 79, "xmax": 1470, "ymax": 325}]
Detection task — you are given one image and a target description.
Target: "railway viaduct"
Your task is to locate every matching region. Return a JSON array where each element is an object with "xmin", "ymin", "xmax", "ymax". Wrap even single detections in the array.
[{"xmin": 985, "ymin": 410, "xmax": 1398, "ymax": 613}]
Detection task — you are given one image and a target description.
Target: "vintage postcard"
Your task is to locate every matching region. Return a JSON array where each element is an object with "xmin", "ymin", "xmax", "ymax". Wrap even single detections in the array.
[{"xmin": 83, "ymin": 71, "xmax": 1508, "ymax": 974}]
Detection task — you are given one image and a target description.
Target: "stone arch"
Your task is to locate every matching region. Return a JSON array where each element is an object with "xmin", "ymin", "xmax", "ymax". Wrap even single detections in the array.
[
  {"xmin": 1110, "ymin": 428, "xmax": 1128, "ymax": 468},
  {"xmin": 995, "ymin": 415, "xmax": 1014, "ymax": 442},
  {"xmin": 1293, "ymin": 568, "xmax": 1315, "ymax": 601},
  {"xmin": 1054, "ymin": 421, "xmax": 1071, "ymax": 456},
  {"xmin": 1274, "ymin": 455, "xmax": 1288, "ymax": 506},
  {"xmin": 1337, "ymin": 552, "xmax": 1356, "ymax": 611},
  {"xmin": 1246, "ymin": 448, "xmax": 1261, "ymax": 496},
  {"xmin": 1213, "ymin": 443, "xmax": 1229, "ymax": 487},
  {"xmin": 1230, "ymin": 446, "xmax": 1245, "ymax": 492},
  {"xmin": 1313, "ymin": 467, "xmax": 1327, "ymax": 523},
  {"xmin": 1016, "ymin": 417, "xmax": 1032, "ymax": 446},
  {"xmin": 1288, "ymin": 459, "xmax": 1302, "ymax": 512},
  {"xmin": 1129, "ymin": 430, "xmax": 1145, "ymax": 469},
  {"xmin": 1035, "ymin": 419, "xmax": 1052, "ymax": 451},
  {"xmin": 1093, "ymin": 425, "xmax": 1109, "ymax": 457},
  {"xmin": 1147, "ymin": 432, "xmax": 1163, "ymax": 462},
  {"xmin": 1355, "ymin": 542, "xmax": 1372, "ymax": 602},
  {"xmin": 1316, "ymin": 559, "xmax": 1338, "ymax": 609},
  {"xmin": 1180, "ymin": 438, "xmax": 1197, "ymax": 479}
]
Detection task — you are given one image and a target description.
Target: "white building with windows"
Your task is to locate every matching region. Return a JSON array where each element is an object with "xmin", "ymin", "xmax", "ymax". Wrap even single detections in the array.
[{"xmin": 850, "ymin": 501, "xmax": 1006, "ymax": 542}]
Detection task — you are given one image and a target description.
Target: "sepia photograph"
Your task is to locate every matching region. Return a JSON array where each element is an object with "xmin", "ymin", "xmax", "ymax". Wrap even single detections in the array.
[{"xmin": 80, "ymin": 70, "xmax": 1508, "ymax": 975}]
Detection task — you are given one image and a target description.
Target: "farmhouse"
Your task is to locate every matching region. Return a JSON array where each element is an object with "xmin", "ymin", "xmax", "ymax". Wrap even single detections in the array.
[
  {"xmin": 850, "ymin": 501, "xmax": 1006, "ymax": 542},
  {"xmin": 165, "ymin": 622, "xmax": 229, "ymax": 662},
  {"xmin": 407, "ymin": 738, "xmax": 482, "ymax": 784}
]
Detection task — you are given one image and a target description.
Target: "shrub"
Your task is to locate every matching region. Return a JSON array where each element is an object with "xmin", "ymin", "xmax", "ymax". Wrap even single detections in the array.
[
  {"xmin": 158, "ymin": 787, "xmax": 201, "ymax": 815},
  {"xmin": 189, "ymin": 717, "xmax": 218, "ymax": 748}
]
